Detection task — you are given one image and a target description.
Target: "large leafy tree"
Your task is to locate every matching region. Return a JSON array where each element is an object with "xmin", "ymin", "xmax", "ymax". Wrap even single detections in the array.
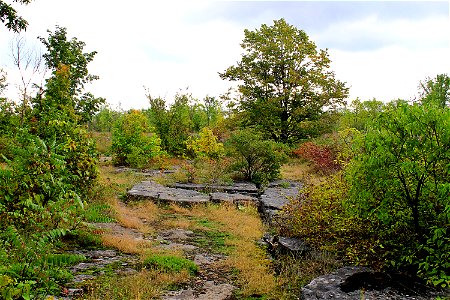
[
  {"xmin": 0, "ymin": 0, "xmax": 32, "ymax": 32},
  {"xmin": 220, "ymin": 19, "xmax": 349, "ymax": 143},
  {"xmin": 38, "ymin": 25, "xmax": 104, "ymax": 123}
]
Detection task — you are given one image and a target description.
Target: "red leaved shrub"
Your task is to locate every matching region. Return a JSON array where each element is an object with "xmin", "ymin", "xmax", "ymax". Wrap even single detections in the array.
[{"xmin": 293, "ymin": 141, "xmax": 341, "ymax": 174}]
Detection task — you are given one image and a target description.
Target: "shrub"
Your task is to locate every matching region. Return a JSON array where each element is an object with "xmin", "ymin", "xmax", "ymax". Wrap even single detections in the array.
[
  {"xmin": 227, "ymin": 129, "xmax": 287, "ymax": 186},
  {"xmin": 347, "ymin": 99, "xmax": 450, "ymax": 286},
  {"xmin": 293, "ymin": 141, "xmax": 340, "ymax": 174},
  {"xmin": 186, "ymin": 127, "xmax": 224, "ymax": 159},
  {"xmin": 112, "ymin": 110, "xmax": 162, "ymax": 168}
]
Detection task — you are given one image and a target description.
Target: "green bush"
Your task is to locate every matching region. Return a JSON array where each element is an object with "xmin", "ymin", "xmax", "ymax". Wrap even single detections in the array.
[
  {"xmin": 112, "ymin": 110, "xmax": 162, "ymax": 168},
  {"xmin": 227, "ymin": 129, "xmax": 287, "ymax": 186},
  {"xmin": 347, "ymin": 99, "xmax": 450, "ymax": 286}
]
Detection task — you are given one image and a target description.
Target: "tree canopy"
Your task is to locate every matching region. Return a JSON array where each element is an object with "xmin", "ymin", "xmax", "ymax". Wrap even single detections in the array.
[
  {"xmin": 220, "ymin": 18, "xmax": 349, "ymax": 143},
  {"xmin": 0, "ymin": 0, "xmax": 32, "ymax": 32}
]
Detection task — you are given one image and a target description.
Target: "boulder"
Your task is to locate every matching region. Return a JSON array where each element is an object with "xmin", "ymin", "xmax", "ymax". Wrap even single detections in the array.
[{"xmin": 302, "ymin": 266, "xmax": 449, "ymax": 300}]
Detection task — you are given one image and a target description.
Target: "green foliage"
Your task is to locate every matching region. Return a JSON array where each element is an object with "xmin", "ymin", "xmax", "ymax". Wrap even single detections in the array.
[
  {"xmin": 220, "ymin": 18, "xmax": 348, "ymax": 143},
  {"xmin": 419, "ymin": 73, "xmax": 450, "ymax": 108},
  {"xmin": 338, "ymin": 98, "xmax": 385, "ymax": 132},
  {"xmin": 186, "ymin": 127, "xmax": 224, "ymax": 159},
  {"xmin": 90, "ymin": 104, "xmax": 121, "ymax": 132},
  {"xmin": 347, "ymin": 98, "xmax": 450, "ymax": 285},
  {"xmin": 146, "ymin": 92, "xmax": 226, "ymax": 156},
  {"xmin": 112, "ymin": 109, "xmax": 162, "ymax": 168},
  {"xmin": 38, "ymin": 26, "xmax": 105, "ymax": 123},
  {"xmin": 143, "ymin": 254, "xmax": 198, "ymax": 275},
  {"xmin": 0, "ymin": 26, "xmax": 102, "ymax": 298},
  {"xmin": 0, "ymin": 0, "xmax": 33, "ymax": 32},
  {"xmin": 227, "ymin": 129, "xmax": 287, "ymax": 186}
]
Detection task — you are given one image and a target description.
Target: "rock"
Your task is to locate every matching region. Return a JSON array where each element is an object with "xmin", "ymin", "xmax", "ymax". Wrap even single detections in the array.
[
  {"xmin": 159, "ymin": 229, "xmax": 194, "ymax": 240},
  {"xmin": 163, "ymin": 281, "xmax": 236, "ymax": 300},
  {"xmin": 173, "ymin": 183, "xmax": 207, "ymax": 191},
  {"xmin": 127, "ymin": 181, "xmax": 209, "ymax": 205},
  {"xmin": 261, "ymin": 234, "xmax": 308, "ymax": 256},
  {"xmin": 127, "ymin": 180, "xmax": 161, "ymax": 201},
  {"xmin": 277, "ymin": 236, "xmax": 309, "ymax": 254},
  {"xmin": 302, "ymin": 266, "xmax": 450, "ymax": 300},
  {"xmin": 196, "ymin": 281, "xmax": 236, "ymax": 300},
  {"xmin": 174, "ymin": 182, "xmax": 259, "ymax": 196},
  {"xmin": 210, "ymin": 192, "xmax": 258, "ymax": 206},
  {"xmin": 259, "ymin": 181, "xmax": 301, "ymax": 221},
  {"xmin": 194, "ymin": 253, "xmax": 226, "ymax": 266}
]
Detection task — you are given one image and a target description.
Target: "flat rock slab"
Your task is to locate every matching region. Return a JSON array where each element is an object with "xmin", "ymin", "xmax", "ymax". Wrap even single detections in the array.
[
  {"xmin": 259, "ymin": 181, "xmax": 301, "ymax": 221},
  {"xmin": 210, "ymin": 192, "xmax": 258, "ymax": 205},
  {"xmin": 302, "ymin": 266, "xmax": 449, "ymax": 300},
  {"xmin": 174, "ymin": 182, "xmax": 259, "ymax": 195},
  {"xmin": 163, "ymin": 281, "xmax": 236, "ymax": 300},
  {"xmin": 127, "ymin": 181, "xmax": 209, "ymax": 205}
]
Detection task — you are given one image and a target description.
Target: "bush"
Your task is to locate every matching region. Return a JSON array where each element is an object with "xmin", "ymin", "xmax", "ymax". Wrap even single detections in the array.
[
  {"xmin": 347, "ymin": 99, "xmax": 450, "ymax": 285},
  {"xmin": 186, "ymin": 127, "xmax": 224, "ymax": 159},
  {"xmin": 112, "ymin": 110, "xmax": 162, "ymax": 168},
  {"xmin": 293, "ymin": 141, "xmax": 340, "ymax": 174},
  {"xmin": 227, "ymin": 129, "xmax": 287, "ymax": 186}
]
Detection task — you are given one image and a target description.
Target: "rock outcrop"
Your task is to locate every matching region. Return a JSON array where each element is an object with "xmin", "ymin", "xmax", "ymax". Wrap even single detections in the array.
[{"xmin": 302, "ymin": 266, "xmax": 449, "ymax": 300}]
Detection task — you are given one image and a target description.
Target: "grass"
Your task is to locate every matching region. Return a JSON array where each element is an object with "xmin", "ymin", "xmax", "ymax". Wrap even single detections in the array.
[
  {"xmin": 83, "ymin": 269, "xmax": 191, "ymax": 300},
  {"xmin": 280, "ymin": 157, "xmax": 325, "ymax": 186},
  {"xmin": 143, "ymin": 254, "xmax": 198, "ymax": 275}
]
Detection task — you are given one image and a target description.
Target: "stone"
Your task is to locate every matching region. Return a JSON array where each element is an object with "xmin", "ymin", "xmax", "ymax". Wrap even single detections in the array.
[
  {"xmin": 127, "ymin": 181, "xmax": 210, "ymax": 205},
  {"xmin": 259, "ymin": 181, "xmax": 301, "ymax": 221},
  {"xmin": 162, "ymin": 281, "xmax": 236, "ymax": 300},
  {"xmin": 210, "ymin": 192, "xmax": 258, "ymax": 205},
  {"xmin": 158, "ymin": 228, "xmax": 194, "ymax": 240},
  {"xmin": 277, "ymin": 236, "xmax": 309, "ymax": 253},
  {"xmin": 302, "ymin": 266, "xmax": 450, "ymax": 300}
]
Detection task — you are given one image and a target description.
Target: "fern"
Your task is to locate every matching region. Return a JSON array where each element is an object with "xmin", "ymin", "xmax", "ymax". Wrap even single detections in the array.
[{"xmin": 45, "ymin": 253, "xmax": 86, "ymax": 266}]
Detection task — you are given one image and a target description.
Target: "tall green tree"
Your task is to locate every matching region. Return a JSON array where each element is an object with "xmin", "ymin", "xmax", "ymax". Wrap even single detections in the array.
[
  {"xmin": 419, "ymin": 73, "xmax": 450, "ymax": 108},
  {"xmin": 38, "ymin": 25, "xmax": 104, "ymax": 123},
  {"xmin": 220, "ymin": 19, "xmax": 349, "ymax": 143},
  {"xmin": 0, "ymin": 0, "xmax": 33, "ymax": 32}
]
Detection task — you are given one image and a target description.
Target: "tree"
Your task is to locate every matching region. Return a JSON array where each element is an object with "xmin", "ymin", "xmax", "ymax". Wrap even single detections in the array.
[
  {"xmin": 0, "ymin": 0, "xmax": 33, "ymax": 32},
  {"xmin": 220, "ymin": 19, "xmax": 349, "ymax": 143},
  {"xmin": 10, "ymin": 36, "xmax": 46, "ymax": 125},
  {"xmin": 38, "ymin": 26, "xmax": 104, "ymax": 122},
  {"xmin": 419, "ymin": 73, "xmax": 450, "ymax": 108}
]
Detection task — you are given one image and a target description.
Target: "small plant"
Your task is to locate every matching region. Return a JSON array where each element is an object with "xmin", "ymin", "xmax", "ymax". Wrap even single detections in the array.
[{"xmin": 143, "ymin": 254, "xmax": 198, "ymax": 275}]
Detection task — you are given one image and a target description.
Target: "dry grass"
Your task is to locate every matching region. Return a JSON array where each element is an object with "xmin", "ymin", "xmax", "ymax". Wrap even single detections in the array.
[
  {"xmin": 101, "ymin": 233, "xmax": 152, "ymax": 255},
  {"xmin": 181, "ymin": 204, "xmax": 277, "ymax": 296},
  {"xmin": 84, "ymin": 269, "xmax": 190, "ymax": 300},
  {"xmin": 281, "ymin": 158, "xmax": 326, "ymax": 186}
]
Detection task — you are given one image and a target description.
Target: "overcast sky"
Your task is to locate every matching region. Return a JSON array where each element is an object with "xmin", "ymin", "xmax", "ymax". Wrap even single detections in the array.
[{"xmin": 0, "ymin": 0, "xmax": 449, "ymax": 110}]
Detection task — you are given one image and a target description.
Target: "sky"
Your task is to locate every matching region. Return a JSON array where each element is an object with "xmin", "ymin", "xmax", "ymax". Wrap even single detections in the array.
[{"xmin": 0, "ymin": 0, "xmax": 449, "ymax": 110}]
